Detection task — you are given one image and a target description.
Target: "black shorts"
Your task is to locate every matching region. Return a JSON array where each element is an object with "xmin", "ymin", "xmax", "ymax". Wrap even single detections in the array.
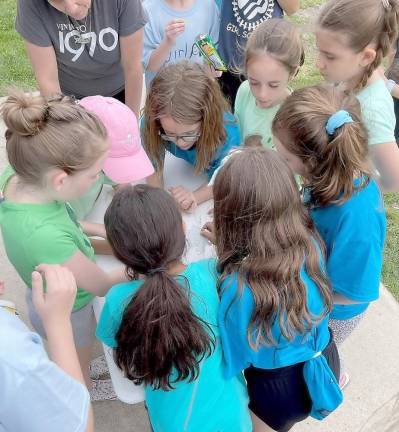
[
  {"xmin": 218, "ymin": 71, "xmax": 244, "ymax": 111},
  {"xmin": 244, "ymin": 331, "xmax": 340, "ymax": 432}
]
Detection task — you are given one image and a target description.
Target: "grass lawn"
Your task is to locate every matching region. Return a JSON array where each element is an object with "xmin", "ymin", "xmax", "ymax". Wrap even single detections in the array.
[{"xmin": 0, "ymin": 0, "xmax": 398, "ymax": 300}]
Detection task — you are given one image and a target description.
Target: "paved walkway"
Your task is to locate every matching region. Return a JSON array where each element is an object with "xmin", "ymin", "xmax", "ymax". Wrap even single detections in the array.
[{"xmin": 1, "ymin": 109, "xmax": 399, "ymax": 432}]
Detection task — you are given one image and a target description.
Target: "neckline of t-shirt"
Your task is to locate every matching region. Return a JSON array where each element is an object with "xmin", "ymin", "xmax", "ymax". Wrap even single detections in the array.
[
  {"xmin": 356, "ymin": 78, "xmax": 386, "ymax": 97},
  {"xmin": 159, "ymin": 0, "xmax": 200, "ymax": 17}
]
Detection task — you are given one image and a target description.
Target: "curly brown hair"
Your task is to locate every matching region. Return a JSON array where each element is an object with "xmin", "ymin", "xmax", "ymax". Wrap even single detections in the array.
[{"xmin": 213, "ymin": 148, "xmax": 332, "ymax": 348}]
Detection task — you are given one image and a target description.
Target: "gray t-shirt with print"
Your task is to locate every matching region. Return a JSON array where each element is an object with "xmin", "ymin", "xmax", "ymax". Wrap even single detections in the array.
[{"xmin": 16, "ymin": 0, "xmax": 146, "ymax": 98}]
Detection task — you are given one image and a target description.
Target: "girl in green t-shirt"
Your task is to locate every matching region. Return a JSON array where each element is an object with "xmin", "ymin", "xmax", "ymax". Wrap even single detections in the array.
[
  {"xmin": 97, "ymin": 184, "xmax": 251, "ymax": 432},
  {"xmin": 234, "ymin": 19, "xmax": 304, "ymax": 149},
  {"xmin": 0, "ymin": 90, "xmax": 128, "ymax": 400}
]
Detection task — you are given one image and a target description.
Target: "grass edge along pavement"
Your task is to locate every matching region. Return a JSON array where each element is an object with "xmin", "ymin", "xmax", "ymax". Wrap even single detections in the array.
[{"xmin": 0, "ymin": 0, "xmax": 398, "ymax": 300}]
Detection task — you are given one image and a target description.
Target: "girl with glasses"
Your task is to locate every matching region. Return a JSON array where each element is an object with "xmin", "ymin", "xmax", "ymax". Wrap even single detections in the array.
[{"xmin": 142, "ymin": 61, "xmax": 241, "ymax": 212}]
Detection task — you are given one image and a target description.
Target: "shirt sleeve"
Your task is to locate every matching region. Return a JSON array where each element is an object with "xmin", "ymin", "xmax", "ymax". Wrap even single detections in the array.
[
  {"xmin": 327, "ymin": 211, "xmax": 385, "ymax": 303},
  {"xmin": 27, "ymin": 225, "xmax": 80, "ymax": 268},
  {"xmin": 118, "ymin": 0, "xmax": 147, "ymax": 37},
  {"xmin": 218, "ymin": 277, "xmax": 253, "ymax": 379},
  {"xmin": 96, "ymin": 299, "xmax": 120, "ymax": 348},
  {"xmin": 207, "ymin": 114, "xmax": 242, "ymax": 179},
  {"xmin": 361, "ymin": 94, "xmax": 396, "ymax": 145},
  {"xmin": 0, "ymin": 327, "xmax": 89, "ymax": 432},
  {"xmin": 15, "ymin": 0, "xmax": 52, "ymax": 47},
  {"xmin": 142, "ymin": 6, "xmax": 161, "ymax": 69}
]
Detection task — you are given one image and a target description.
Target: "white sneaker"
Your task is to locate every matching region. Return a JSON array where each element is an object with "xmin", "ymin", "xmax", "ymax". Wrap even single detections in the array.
[
  {"xmin": 90, "ymin": 378, "xmax": 117, "ymax": 401},
  {"xmin": 90, "ymin": 355, "xmax": 110, "ymax": 380}
]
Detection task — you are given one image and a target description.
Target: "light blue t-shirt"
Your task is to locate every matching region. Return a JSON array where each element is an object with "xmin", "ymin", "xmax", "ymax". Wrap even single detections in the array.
[
  {"xmin": 96, "ymin": 259, "xmax": 252, "ymax": 432},
  {"xmin": 0, "ymin": 308, "xmax": 89, "ymax": 432},
  {"xmin": 164, "ymin": 112, "xmax": 241, "ymax": 179},
  {"xmin": 142, "ymin": 0, "xmax": 220, "ymax": 86},
  {"xmin": 356, "ymin": 79, "xmax": 396, "ymax": 146},
  {"xmin": 218, "ymin": 264, "xmax": 342, "ymax": 420},
  {"xmin": 308, "ymin": 179, "xmax": 386, "ymax": 320}
]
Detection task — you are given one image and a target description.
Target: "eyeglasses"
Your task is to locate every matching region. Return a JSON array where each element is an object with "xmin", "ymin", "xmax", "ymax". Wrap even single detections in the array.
[{"xmin": 158, "ymin": 129, "xmax": 201, "ymax": 144}]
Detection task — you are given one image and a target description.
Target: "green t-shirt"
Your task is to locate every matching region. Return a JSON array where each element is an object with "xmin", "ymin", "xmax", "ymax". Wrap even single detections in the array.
[
  {"xmin": 69, "ymin": 172, "xmax": 115, "ymax": 220},
  {"xmin": 96, "ymin": 259, "xmax": 251, "ymax": 432},
  {"xmin": 0, "ymin": 167, "xmax": 95, "ymax": 311},
  {"xmin": 234, "ymin": 80, "xmax": 280, "ymax": 149},
  {"xmin": 356, "ymin": 79, "xmax": 396, "ymax": 145}
]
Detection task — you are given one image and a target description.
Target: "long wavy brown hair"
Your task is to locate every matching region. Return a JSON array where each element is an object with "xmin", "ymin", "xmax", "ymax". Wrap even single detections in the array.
[
  {"xmin": 272, "ymin": 85, "xmax": 372, "ymax": 207},
  {"xmin": 142, "ymin": 61, "xmax": 229, "ymax": 173},
  {"xmin": 317, "ymin": 0, "xmax": 399, "ymax": 91},
  {"xmin": 213, "ymin": 148, "xmax": 332, "ymax": 348},
  {"xmin": 105, "ymin": 185, "xmax": 214, "ymax": 390}
]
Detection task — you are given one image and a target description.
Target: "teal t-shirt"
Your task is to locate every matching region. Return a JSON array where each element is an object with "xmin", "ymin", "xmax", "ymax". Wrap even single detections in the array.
[
  {"xmin": 234, "ymin": 80, "xmax": 280, "ymax": 149},
  {"xmin": 356, "ymin": 79, "xmax": 396, "ymax": 145},
  {"xmin": 308, "ymin": 179, "xmax": 386, "ymax": 320},
  {"xmin": 96, "ymin": 259, "xmax": 251, "ymax": 432}
]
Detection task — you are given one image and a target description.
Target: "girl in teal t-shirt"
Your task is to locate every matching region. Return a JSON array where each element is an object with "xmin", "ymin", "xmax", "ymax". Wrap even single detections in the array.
[
  {"xmin": 201, "ymin": 148, "xmax": 341, "ymax": 431},
  {"xmin": 142, "ymin": 61, "xmax": 241, "ymax": 213},
  {"xmin": 96, "ymin": 184, "xmax": 251, "ymax": 432},
  {"xmin": 272, "ymin": 85, "xmax": 386, "ymax": 387},
  {"xmin": 234, "ymin": 19, "xmax": 304, "ymax": 149}
]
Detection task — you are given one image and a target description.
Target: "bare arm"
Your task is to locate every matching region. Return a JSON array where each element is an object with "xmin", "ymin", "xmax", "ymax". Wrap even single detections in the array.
[
  {"xmin": 79, "ymin": 221, "xmax": 106, "ymax": 238},
  {"xmin": 147, "ymin": 20, "xmax": 185, "ymax": 73},
  {"xmin": 370, "ymin": 142, "xmax": 399, "ymax": 192},
  {"xmin": 278, "ymin": 0, "xmax": 300, "ymax": 15},
  {"xmin": 32, "ymin": 265, "xmax": 94, "ymax": 432},
  {"xmin": 146, "ymin": 170, "xmax": 164, "ymax": 188},
  {"xmin": 63, "ymin": 250, "xmax": 127, "ymax": 296},
  {"xmin": 24, "ymin": 41, "xmax": 61, "ymax": 96},
  {"xmin": 120, "ymin": 30, "xmax": 144, "ymax": 118},
  {"xmin": 193, "ymin": 184, "xmax": 213, "ymax": 205}
]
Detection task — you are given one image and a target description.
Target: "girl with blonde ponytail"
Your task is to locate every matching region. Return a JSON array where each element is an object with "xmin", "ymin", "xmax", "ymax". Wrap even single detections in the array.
[
  {"xmin": 272, "ymin": 85, "xmax": 387, "ymax": 387},
  {"xmin": 315, "ymin": 0, "xmax": 399, "ymax": 192}
]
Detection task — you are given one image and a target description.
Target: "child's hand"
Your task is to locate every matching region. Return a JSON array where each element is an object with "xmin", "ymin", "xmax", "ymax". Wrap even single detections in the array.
[
  {"xmin": 169, "ymin": 186, "xmax": 197, "ymax": 212},
  {"xmin": 201, "ymin": 221, "xmax": 216, "ymax": 244},
  {"xmin": 32, "ymin": 264, "xmax": 77, "ymax": 329},
  {"xmin": 165, "ymin": 19, "xmax": 185, "ymax": 45},
  {"xmin": 205, "ymin": 63, "xmax": 223, "ymax": 79}
]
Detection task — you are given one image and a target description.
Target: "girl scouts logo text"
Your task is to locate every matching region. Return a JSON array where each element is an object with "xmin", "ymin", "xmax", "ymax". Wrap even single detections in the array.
[
  {"xmin": 228, "ymin": 0, "xmax": 275, "ymax": 37},
  {"xmin": 56, "ymin": 23, "xmax": 118, "ymax": 62}
]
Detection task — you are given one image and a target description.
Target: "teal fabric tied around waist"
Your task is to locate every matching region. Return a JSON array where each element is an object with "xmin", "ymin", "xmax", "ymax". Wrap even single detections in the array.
[{"xmin": 303, "ymin": 350, "xmax": 343, "ymax": 420}]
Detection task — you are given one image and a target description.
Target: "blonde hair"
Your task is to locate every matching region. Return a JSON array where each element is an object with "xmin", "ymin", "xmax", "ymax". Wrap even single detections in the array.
[
  {"xmin": 143, "ymin": 61, "xmax": 230, "ymax": 173},
  {"xmin": 272, "ymin": 85, "xmax": 372, "ymax": 206},
  {"xmin": 318, "ymin": 0, "xmax": 399, "ymax": 90},
  {"xmin": 1, "ymin": 90, "xmax": 108, "ymax": 186},
  {"xmin": 243, "ymin": 18, "xmax": 305, "ymax": 78}
]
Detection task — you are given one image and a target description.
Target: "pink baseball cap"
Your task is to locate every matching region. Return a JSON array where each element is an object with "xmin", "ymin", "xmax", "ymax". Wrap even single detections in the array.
[{"xmin": 79, "ymin": 96, "xmax": 154, "ymax": 184}]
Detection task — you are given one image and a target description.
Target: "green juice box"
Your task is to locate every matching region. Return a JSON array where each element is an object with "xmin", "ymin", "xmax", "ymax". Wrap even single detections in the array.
[{"xmin": 195, "ymin": 34, "xmax": 227, "ymax": 72}]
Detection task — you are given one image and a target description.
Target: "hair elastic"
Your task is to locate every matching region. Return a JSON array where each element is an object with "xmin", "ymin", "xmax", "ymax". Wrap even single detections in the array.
[
  {"xmin": 325, "ymin": 110, "xmax": 354, "ymax": 136},
  {"xmin": 147, "ymin": 267, "xmax": 167, "ymax": 276}
]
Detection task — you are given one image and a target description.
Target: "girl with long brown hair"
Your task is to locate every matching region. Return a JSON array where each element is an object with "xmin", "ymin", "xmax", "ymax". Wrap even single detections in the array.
[
  {"xmin": 272, "ymin": 85, "xmax": 386, "ymax": 389},
  {"xmin": 315, "ymin": 0, "xmax": 399, "ymax": 192},
  {"xmin": 96, "ymin": 185, "xmax": 251, "ymax": 432},
  {"xmin": 203, "ymin": 147, "xmax": 342, "ymax": 432},
  {"xmin": 143, "ymin": 61, "xmax": 240, "ymax": 212}
]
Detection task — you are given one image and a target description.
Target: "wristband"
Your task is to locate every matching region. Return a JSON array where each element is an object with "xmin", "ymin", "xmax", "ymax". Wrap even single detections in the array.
[{"xmin": 386, "ymin": 79, "xmax": 397, "ymax": 94}]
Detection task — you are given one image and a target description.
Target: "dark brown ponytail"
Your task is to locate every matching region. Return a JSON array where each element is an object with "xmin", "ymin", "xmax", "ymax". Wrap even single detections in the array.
[{"xmin": 104, "ymin": 185, "xmax": 214, "ymax": 390}]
